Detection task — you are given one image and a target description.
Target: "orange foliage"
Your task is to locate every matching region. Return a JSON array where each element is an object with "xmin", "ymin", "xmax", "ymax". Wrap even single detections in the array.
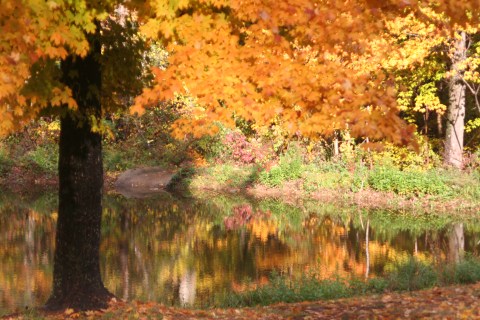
[
  {"xmin": 132, "ymin": 0, "xmax": 478, "ymax": 145},
  {"xmin": 1, "ymin": 0, "xmax": 478, "ymax": 142}
]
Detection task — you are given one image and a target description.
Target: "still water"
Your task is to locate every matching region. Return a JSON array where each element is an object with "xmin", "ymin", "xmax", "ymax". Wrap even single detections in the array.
[{"xmin": 1, "ymin": 190, "xmax": 480, "ymax": 314}]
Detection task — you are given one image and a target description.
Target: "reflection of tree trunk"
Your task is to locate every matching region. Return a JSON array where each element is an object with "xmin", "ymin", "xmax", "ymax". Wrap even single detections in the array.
[
  {"xmin": 448, "ymin": 223, "xmax": 465, "ymax": 263},
  {"xmin": 24, "ymin": 212, "xmax": 35, "ymax": 304},
  {"xmin": 365, "ymin": 220, "xmax": 370, "ymax": 279},
  {"xmin": 45, "ymin": 29, "xmax": 113, "ymax": 310},
  {"xmin": 240, "ymin": 228, "xmax": 247, "ymax": 262},
  {"xmin": 120, "ymin": 212, "xmax": 130, "ymax": 300},
  {"xmin": 444, "ymin": 31, "xmax": 467, "ymax": 168},
  {"xmin": 134, "ymin": 244, "xmax": 150, "ymax": 293},
  {"xmin": 414, "ymin": 237, "xmax": 418, "ymax": 256},
  {"xmin": 179, "ymin": 271, "xmax": 197, "ymax": 306}
]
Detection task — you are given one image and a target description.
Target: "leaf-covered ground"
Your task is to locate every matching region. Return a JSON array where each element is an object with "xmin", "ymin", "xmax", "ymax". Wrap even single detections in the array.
[{"xmin": 4, "ymin": 282, "xmax": 480, "ymax": 319}]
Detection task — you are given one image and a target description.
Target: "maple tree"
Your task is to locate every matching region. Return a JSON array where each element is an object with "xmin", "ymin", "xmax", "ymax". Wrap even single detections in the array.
[
  {"xmin": 1, "ymin": 1, "xmax": 147, "ymax": 311},
  {"xmin": 132, "ymin": 0, "xmax": 480, "ymax": 147},
  {"xmin": 1, "ymin": 0, "xmax": 480, "ymax": 312}
]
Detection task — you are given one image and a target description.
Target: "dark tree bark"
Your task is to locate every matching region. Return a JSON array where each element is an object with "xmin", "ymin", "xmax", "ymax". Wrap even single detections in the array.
[{"xmin": 45, "ymin": 30, "xmax": 114, "ymax": 311}]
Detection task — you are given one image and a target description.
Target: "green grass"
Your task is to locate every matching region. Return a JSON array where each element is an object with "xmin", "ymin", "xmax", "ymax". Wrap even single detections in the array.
[
  {"xmin": 220, "ymin": 257, "xmax": 480, "ymax": 307},
  {"xmin": 303, "ymin": 167, "xmax": 351, "ymax": 191},
  {"xmin": 191, "ymin": 164, "xmax": 259, "ymax": 189}
]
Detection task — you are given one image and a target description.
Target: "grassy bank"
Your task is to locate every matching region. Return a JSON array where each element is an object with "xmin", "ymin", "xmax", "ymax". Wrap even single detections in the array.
[
  {"xmin": 220, "ymin": 257, "xmax": 480, "ymax": 307},
  {"xmin": 168, "ymin": 161, "xmax": 480, "ymax": 215}
]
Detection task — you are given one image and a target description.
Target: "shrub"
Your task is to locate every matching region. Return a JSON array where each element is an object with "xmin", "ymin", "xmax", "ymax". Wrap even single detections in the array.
[
  {"xmin": 166, "ymin": 167, "xmax": 196, "ymax": 192},
  {"xmin": 367, "ymin": 166, "xmax": 452, "ymax": 196},
  {"xmin": 221, "ymin": 272, "xmax": 351, "ymax": 307},
  {"xmin": 189, "ymin": 164, "xmax": 259, "ymax": 190},
  {"xmin": 453, "ymin": 258, "xmax": 480, "ymax": 284},
  {"xmin": 224, "ymin": 132, "xmax": 256, "ymax": 164},
  {"xmin": 22, "ymin": 144, "xmax": 58, "ymax": 174},
  {"xmin": 371, "ymin": 138, "xmax": 441, "ymax": 171},
  {"xmin": 194, "ymin": 134, "xmax": 225, "ymax": 162},
  {"xmin": 0, "ymin": 145, "xmax": 12, "ymax": 175},
  {"xmin": 259, "ymin": 146, "xmax": 304, "ymax": 187},
  {"xmin": 386, "ymin": 258, "xmax": 437, "ymax": 291},
  {"xmin": 303, "ymin": 168, "xmax": 351, "ymax": 192},
  {"xmin": 103, "ymin": 147, "xmax": 134, "ymax": 171}
]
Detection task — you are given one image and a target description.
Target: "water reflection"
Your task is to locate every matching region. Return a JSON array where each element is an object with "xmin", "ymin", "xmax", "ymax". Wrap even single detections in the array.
[{"xmin": 1, "ymin": 191, "xmax": 480, "ymax": 314}]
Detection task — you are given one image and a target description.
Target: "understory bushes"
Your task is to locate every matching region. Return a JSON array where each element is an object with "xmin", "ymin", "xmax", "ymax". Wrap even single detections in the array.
[
  {"xmin": 367, "ymin": 166, "xmax": 452, "ymax": 196},
  {"xmin": 186, "ymin": 128, "xmax": 480, "ymax": 203},
  {"xmin": 0, "ymin": 119, "xmax": 59, "ymax": 176},
  {"xmin": 2, "ymin": 115, "xmax": 480, "ymax": 202},
  {"xmin": 21, "ymin": 144, "xmax": 58, "ymax": 174},
  {"xmin": 0, "ymin": 144, "xmax": 11, "ymax": 176},
  {"xmin": 259, "ymin": 146, "xmax": 304, "ymax": 187}
]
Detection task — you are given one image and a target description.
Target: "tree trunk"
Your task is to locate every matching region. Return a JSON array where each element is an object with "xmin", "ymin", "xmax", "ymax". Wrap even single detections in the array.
[
  {"xmin": 444, "ymin": 31, "xmax": 467, "ymax": 168},
  {"xmin": 45, "ymin": 29, "xmax": 113, "ymax": 311}
]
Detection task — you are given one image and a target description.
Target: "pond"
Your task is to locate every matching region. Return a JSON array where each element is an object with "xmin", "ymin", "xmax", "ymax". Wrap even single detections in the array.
[{"xmin": 1, "ymin": 190, "xmax": 480, "ymax": 315}]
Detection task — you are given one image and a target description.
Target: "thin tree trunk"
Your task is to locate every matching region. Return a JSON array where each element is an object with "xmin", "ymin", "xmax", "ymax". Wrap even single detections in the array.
[
  {"xmin": 444, "ymin": 31, "xmax": 467, "ymax": 168},
  {"xmin": 45, "ymin": 29, "xmax": 113, "ymax": 311},
  {"xmin": 333, "ymin": 132, "xmax": 339, "ymax": 158},
  {"xmin": 437, "ymin": 111, "xmax": 443, "ymax": 136},
  {"xmin": 365, "ymin": 219, "xmax": 369, "ymax": 280}
]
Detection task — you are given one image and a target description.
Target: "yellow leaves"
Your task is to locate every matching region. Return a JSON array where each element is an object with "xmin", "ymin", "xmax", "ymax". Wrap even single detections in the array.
[
  {"xmin": 140, "ymin": 19, "xmax": 162, "ymax": 39},
  {"xmin": 64, "ymin": 308, "xmax": 75, "ymax": 316},
  {"xmin": 386, "ymin": 86, "xmax": 396, "ymax": 98},
  {"xmin": 177, "ymin": 0, "xmax": 191, "ymax": 10},
  {"xmin": 46, "ymin": 0, "xmax": 59, "ymax": 10}
]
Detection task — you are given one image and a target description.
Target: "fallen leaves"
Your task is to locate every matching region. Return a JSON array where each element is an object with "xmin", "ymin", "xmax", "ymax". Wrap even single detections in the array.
[{"xmin": 4, "ymin": 282, "xmax": 480, "ymax": 319}]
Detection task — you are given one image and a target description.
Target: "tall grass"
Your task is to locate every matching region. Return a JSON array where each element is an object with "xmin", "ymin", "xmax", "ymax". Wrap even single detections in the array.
[{"xmin": 220, "ymin": 257, "xmax": 480, "ymax": 307}]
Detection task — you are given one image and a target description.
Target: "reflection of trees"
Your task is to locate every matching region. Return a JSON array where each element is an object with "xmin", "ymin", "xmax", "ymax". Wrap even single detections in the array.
[
  {"xmin": 0, "ymin": 194, "xmax": 56, "ymax": 315},
  {"xmin": 18, "ymin": 193, "xmax": 479, "ymax": 309},
  {"xmin": 2, "ymin": 192, "xmax": 480, "ymax": 313},
  {"xmin": 100, "ymin": 197, "xmax": 297, "ymax": 306}
]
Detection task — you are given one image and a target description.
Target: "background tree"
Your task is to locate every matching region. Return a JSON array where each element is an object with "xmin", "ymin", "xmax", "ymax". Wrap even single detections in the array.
[
  {"xmin": 445, "ymin": 31, "xmax": 468, "ymax": 168},
  {"xmin": 372, "ymin": 6, "xmax": 480, "ymax": 168}
]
